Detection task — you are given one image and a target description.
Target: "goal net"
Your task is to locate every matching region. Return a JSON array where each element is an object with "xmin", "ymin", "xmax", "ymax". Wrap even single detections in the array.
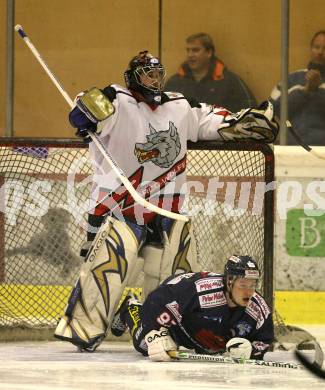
[{"xmin": 0, "ymin": 138, "xmax": 274, "ymax": 330}]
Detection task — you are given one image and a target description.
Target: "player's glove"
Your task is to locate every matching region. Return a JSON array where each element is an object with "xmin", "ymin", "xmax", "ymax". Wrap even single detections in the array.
[
  {"xmin": 218, "ymin": 101, "xmax": 279, "ymax": 143},
  {"xmin": 144, "ymin": 327, "xmax": 178, "ymax": 362},
  {"xmin": 224, "ymin": 337, "xmax": 252, "ymax": 359},
  {"xmin": 69, "ymin": 106, "xmax": 97, "ymax": 142},
  {"xmin": 69, "ymin": 87, "xmax": 115, "ymax": 142}
]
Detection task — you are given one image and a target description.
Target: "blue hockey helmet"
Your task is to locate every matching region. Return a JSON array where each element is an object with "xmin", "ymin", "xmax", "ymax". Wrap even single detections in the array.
[{"xmin": 224, "ymin": 255, "xmax": 260, "ymax": 281}]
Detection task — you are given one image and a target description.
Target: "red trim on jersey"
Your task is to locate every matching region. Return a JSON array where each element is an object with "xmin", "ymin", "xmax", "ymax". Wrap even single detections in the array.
[
  {"xmin": 94, "ymin": 155, "xmax": 187, "ymax": 223},
  {"xmin": 213, "ymin": 108, "xmax": 230, "ymax": 117}
]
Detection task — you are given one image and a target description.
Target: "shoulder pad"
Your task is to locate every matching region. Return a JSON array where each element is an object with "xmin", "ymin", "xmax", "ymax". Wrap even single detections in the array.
[
  {"xmin": 163, "ymin": 92, "xmax": 201, "ymax": 108},
  {"xmin": 164, "ymin": 91, "xmax": 185, "ymax": 99},
  {"xmin": 195, "ymin": 275, "xmax": 224, "ymax": 292},
  {"xmin": 110, "ymin": 84, "xmax": 134, "ymax": 97},
  {"xmin": 101, "ymin": 86, "xmax": 117, "ymax": 102},
  {"xmin": 186, "ymin": 97, "xmax": 202, "ymax": 108},
  {"xmin": 166, "ymin": 272, "xmax": 195, "ymax": 285},
  {"xmin": 199, "ymin": 271, "xmax": 223, "ymax": 279}
]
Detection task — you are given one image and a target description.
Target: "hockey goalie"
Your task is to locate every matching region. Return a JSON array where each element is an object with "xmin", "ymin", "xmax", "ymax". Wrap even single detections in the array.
[{"xmin": 54, "ymin": 50, "xmax": 278, "ymax": 352}]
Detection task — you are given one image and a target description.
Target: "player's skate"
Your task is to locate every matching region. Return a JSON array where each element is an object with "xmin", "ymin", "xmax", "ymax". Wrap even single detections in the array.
[{"xmin": 111, "ymin": 291, "xmax": 141, "ymax": 337}]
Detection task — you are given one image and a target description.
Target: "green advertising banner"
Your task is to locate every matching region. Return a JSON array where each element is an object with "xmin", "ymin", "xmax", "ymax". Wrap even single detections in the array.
[{"xmin": 286, "ymin": 209, "xmax": 325, "ymax": 256}]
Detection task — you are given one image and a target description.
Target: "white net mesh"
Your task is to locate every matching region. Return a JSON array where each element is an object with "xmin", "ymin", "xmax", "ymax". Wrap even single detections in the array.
[{"xmin": 0, "ymin": 139, "xmax": 274, "ymax": 328}]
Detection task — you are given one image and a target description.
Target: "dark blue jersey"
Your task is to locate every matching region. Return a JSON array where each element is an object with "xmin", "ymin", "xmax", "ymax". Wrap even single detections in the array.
[{"xmin": 140, "ymin": 272, "xmax": 274, "ymax": 359}]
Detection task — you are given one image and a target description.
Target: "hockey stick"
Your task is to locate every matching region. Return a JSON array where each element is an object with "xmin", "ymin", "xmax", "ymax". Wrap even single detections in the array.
[
  {"xmin": 14, "ymin": 24, "xmax": 188, "ymax": 222},
  {"xmin": 286, "ymin": 120, "xmax": 325, "ymax": 161},
  {"xmin": 168, "ymin": 350, "xmax": 302, "ymax": 370},
  {"xmin": 295, "ymin": 340, "xmax": 325, "ymax": 379},
  {"xmin": 295, "ymin": 350, "xmax": 325, "ymax": 379}
]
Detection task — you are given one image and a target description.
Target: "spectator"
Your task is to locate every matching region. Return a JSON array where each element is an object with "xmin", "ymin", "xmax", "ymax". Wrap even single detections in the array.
[
  {"xmin": 270, "ymin": 30, "xmax": 325, "ymax": 145},
  {"xmin": 165, "ymin": 32, "xmax": 257, "ymax": 112}
]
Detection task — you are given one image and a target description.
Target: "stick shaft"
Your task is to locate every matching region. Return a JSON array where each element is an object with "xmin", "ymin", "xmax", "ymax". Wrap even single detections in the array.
[
  {"xmin": 296, "ymin": 350, "xmax": 325, "ymax": 378},
  {"xmin": 15, "ymin": 25, "xmax": 73, "ymax": 107},
  {"xmin": 15, "ymin": 24, "xmax": 188, "ymax": 222},
  {"xmin": 286, "ymin": 120, "xmax": 325, "ymax": 161},
  {"xmin": 87, "ymin": 133, "xmax": 189, "ymax": 221},
  {"xmin": 169, "ymin": 351, "xmax": 302, "ymax": 370}
]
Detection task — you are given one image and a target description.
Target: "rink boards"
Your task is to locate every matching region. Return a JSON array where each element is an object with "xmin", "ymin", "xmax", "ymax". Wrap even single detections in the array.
[{"xmin": 1, "ymin": 284, "xmax": 324, "ymax": 325}]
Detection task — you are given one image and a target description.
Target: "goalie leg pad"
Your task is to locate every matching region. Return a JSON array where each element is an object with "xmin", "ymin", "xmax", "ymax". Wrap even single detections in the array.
[
  {"xmin": 159, "ymin": 218, "xmax": 198, "ymax": 282},
  {"xmin": 141, "ymin": 219, "xmax": 199, "ymax": 299},
  {"xmin": 141, "ymin": 245, "xmax": 164, "ymax": 300},
  {"xmin": 54, "ymin": 314, "xmax": 105, "ymax": 352},
  {"xmin": 54, "ymin": 216, "xmax": 145, "ymax": 350},
  {"xmin": 125, "ymin": 256, "xmax": 144, "ymax": 287}
]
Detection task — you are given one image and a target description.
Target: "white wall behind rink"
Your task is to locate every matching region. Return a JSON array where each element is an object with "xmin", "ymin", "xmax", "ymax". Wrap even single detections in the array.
[{"xmin": 274, "ymin": 146, "xmax": 325, "ymax": 291}]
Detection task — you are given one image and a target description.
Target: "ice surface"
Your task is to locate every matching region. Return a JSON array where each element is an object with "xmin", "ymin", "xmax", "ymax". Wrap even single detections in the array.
[{"xmin": 0, "ymin": 337, "xmax": 324, "ymax": 390}]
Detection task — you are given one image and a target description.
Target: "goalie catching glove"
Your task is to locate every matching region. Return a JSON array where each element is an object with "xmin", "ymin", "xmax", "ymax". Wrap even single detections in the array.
[
  {"xmin": 224, "ymin": 337, "xmax": 252, "ymax": 359},
  {"xmin": 218, "ymin": 101, "xmax": 279, "ymax": 143},
  {"xmin": 144, "ymin": 327, "xmax": 178, "ymax": 362},
  {"xmin": 69, "ymin": 87, "xmax": 115, "ymax": 141}
]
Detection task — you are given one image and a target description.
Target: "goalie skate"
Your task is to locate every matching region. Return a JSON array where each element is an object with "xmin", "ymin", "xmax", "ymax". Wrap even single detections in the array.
[
  {"xmin": 111, "ymin": 292, "xmax": 141, "ymax": 337},
  {"xmin": 54, "ymin": 315, "xmax": 105, "ymax": 352}
]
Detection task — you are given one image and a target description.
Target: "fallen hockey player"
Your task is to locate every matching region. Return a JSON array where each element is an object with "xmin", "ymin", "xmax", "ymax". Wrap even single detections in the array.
[{"xmin": 111, "ymin": 255, "xmax": 274, "ymax": 361}]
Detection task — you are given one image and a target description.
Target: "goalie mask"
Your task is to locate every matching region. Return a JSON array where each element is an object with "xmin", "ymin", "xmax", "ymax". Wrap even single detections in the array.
[{"xmin": 124, "ymin": 50, "xmax": 166, "ymax": 105}]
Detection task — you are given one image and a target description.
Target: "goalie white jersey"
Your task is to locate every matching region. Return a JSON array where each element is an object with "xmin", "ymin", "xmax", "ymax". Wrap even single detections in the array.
[{"xmin": 88, "ymin": 84, "xmax": 227, "ymax": 223}]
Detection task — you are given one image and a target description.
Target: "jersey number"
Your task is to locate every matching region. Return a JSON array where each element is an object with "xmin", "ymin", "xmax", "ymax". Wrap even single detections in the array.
[{"xmin": 157, "ymin": 311, "xmax": 177, "ymax": 327}]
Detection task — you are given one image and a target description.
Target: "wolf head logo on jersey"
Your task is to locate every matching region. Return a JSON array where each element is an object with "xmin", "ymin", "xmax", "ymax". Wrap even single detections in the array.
[{"xmin": 134, "ymin": 121, "xmax": 181, "ymax": 168}]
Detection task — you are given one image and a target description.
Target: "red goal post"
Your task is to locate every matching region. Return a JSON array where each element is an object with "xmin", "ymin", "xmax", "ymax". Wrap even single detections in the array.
[{"xmin": 0, "ymin": 138, "xmax": 274, "ymax": 328}]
